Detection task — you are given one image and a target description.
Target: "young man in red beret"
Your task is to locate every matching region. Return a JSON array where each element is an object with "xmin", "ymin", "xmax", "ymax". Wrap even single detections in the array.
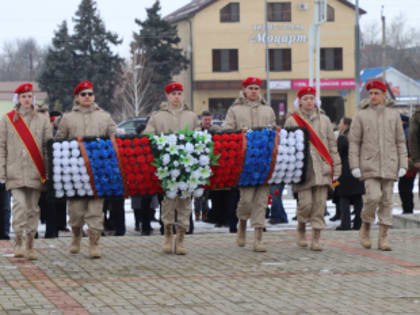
[
  {"xmin": 223, "ymin": 77, "xmax": 276, "ymax": 252},
  {"xmin": 0, "ymin": 83, "xmax": 52, "ymax": 259},
  {"xmin": 285, "ymin": 86, "xmax": 341, "ymax": 251},
  {"xmin": 349, "ymin": 80, "xmax": 407, "ymax": 251},
  {"xmin": 144, "ymin": 82, "xmax": 200, "ymax": 255},
  {"xmin": 56, "ymin": 81, "xmax": 116, "ymax": 258}
]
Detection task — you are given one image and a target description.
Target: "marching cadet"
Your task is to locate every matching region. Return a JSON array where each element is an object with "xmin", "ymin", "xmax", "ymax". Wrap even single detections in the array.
[
  {"xmin": 223, "ymin": 77, "xmax": 276, "ymax": 252},
  {"xmin": 144, "ymin": 82, "xmax": 200, "ymax": 255},
  {"xmin": 56, "ymin": 81, "xmax": 116, "ymax": 258},
  {"xmin": 285, "ymin": 86, "xmax": 341, "ymax": 251},
  {"xmin": 349, "ymin": 80, "xmax": 407, "ymax": 251},
  {"xmin": 0, "ymin": 83, "xmax": 52, "ymax": 259}
]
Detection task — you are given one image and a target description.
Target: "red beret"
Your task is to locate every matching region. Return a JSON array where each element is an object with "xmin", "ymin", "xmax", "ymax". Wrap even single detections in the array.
[
  {"xmin": 73, "ymin": 81, "xmax": 94, "ymax": 95},
  {"xmin": 366, "ymin": 80, "xmax": 387, "ymax": 92},
  {"xmin": 242, "ymin": 77, "xmax": 262, "ymax": 88},
  {"xmin": 14, "ymin": 83, "xmax": 33, "ymax": 94},
  {"xmin": 164, "ymin": 82, "xmax": 183, "ymax": 94},
  {"xmin": 297, "ymin": 86, "xmax": 316, "ymax": 98}
]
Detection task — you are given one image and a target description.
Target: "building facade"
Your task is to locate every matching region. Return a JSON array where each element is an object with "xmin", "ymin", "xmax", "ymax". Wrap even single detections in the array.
[{"xmin": 166, "ymin": 0, "xmax": 366, "ymax": 124}]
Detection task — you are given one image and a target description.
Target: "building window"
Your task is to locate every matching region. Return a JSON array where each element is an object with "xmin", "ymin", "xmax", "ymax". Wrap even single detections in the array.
[
  {"xmin": 220, "ymin": 3, "xmax": 240, "ymax": 22},
  {"xmin": 209, "ymin": 98, "xmax": 236, "ymax": 116},
  {"xmin": 212, "ymin": 49, "xmax": 238, "ymax": 72},
  {"xmin": 327, "ymin": 5, "xmax": 335, "ymax": 22},
  {"xmin": 269, "ymin": 49, "xmax": 291, "ymax": 71},
  {"xmin": 268, "ymin": 2, "xmax": 291, "ymax": 22},
  {"xmin": 321, "ymin": 48, "xmax": 343, "ymax": 71}
]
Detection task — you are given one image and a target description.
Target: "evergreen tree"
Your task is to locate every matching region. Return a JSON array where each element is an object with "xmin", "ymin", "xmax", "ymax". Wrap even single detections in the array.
[
  {"xmin": 133, "ymin": 0, "xmax": 189, "ymax": 111},
  {"xmin": 38, "ymin": 21, "xmax": 76, "ymax": 111},
  {"xmin": 38, "ymin": 0, "xmax": 123, "ymax": 112},
  {"xmin": 72, "ymin": 0, "xmax": 123, "ymax": 112}
]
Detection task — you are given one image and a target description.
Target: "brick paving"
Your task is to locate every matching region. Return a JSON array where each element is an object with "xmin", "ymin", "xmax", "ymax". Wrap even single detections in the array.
[{"xmin": 0, "ymin": 228, "xmax": 420, "ymax": 314}]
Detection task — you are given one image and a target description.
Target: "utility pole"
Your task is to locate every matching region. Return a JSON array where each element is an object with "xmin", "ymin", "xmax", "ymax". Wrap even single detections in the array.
[
  {"xmin": 264, "ymin": 0, "xmax": 271, "ymax": 106},
  {"xmin": 355, "ymin": 0, "xmax": 361, "ymax": 110},
  {"xmin": 381, "ymin": 5, "xmax": 387, "ymax": 83},
  {"xmin": 309, "ymin": 0, "xmax": 327, "ymax": 97}
]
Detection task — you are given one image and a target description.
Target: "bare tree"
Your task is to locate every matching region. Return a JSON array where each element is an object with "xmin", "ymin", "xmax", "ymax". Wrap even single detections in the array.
[
  {"xmin": 361, "ymin": 14, "xmax": 420, "ymax": 79},
  {"xmin": 0, "ymin": 38, "xmax": 46, "ymax": 81},
  {"xmin": 120, "ymin": 48, "xmax": 153, "ymax": 118}
]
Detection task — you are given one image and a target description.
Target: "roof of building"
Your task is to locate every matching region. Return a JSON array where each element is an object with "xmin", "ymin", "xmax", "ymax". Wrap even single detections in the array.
[
  {"xmin": 165, "ymin": 0, "xmax": 367, "ymax": 23},
  {"xmin": 360, "ymin": 67, "xmax": 391, "ymax": 83}
]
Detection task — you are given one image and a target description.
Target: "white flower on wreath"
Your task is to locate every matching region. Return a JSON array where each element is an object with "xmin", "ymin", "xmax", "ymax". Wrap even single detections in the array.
[
  {"xmin": 166, "ymin": 190, "xmax": 177, "ymax": 199},
  {"xmin": 194, "ymin": 143, "xmax": 205, "ymax": 154},
  {"xmin": 184, "ymin": 142, "xmax": 194, "ymax": 154},
  {"xmin": 194, "ymin": 188, "xmax": 204, "ymax": 198},
  {"xmin": 191, "ymin": 169, "xmax": 201, "ymax": 180},
  {"xmin": 167, "ymin": 180, "xmax": 178, "ymax": 192},
  {"xmin": 173, "ymin": 161, "xmax": 179, "ymax": 167},
  {"xmin": 177, "ymin": 144, "xmax": 185, "ymax": 152},
  {"xmin": 170, "ymin": 169, "xmax": 180, "ymax": 179},
  {"xmin": 188, "ymin": 177, "xmax": 199, "ymax": 188},
  {"xmin": 180, "ymin": 190, "xmax": 190, "ymax": 199},
  {"xmin": 166, "ymin": 134, "xmax": 178, "ymax": 146},
  {"xmin": 200, "ymin": 131, "xmax": 212, "ymax": 144},
  {"xmin": 177, "ymin": 181, "xmax": 188, "ymax": 191},
  {"xmin": 199, "ymin": 155, "xmax": 210, "ymax": 166},
  {"xmin": 167, "ymin": 144, "xmax": 178, "ymax": 155},
  {"xmin": 182, "ymin": 154, "xmax": 195, "ymax": 167},
  {"xmin": 162, "ymin": 153, "xmax": 171, "ymax": 166},
  {"xmin": 179, "ymin": 134, "xmax": 185, "ymax": 140},
  {"xmin": 200, "ymin": 167, "xmax": 211, "ymax": 179},
  {"xmin": 156, "ymin": 168, "xmax": 170, "ymax": 179}
]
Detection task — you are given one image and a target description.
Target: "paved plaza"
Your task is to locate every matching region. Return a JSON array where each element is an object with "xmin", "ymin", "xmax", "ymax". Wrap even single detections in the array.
[{"xmin": 0, "ymin": 226, "xmax": 420, "ymax": 315}]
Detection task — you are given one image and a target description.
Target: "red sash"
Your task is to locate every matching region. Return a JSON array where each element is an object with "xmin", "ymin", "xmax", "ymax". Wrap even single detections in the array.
[
  {"xmin": 292, "ymin": 113, "xmax": 333, "ymax": 181},
  {"xmin": 6, "ymin": 111, "xmax": 47, "ymax": 183}
]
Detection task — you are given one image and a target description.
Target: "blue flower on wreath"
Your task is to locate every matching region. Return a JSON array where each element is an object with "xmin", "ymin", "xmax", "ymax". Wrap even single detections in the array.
[
  {"xmin": 83, "ymin": 139, "xmax": 124, "ymax": 197},
  {"xmin": 238, "ymin": 129, "xmax": 276, "ymax": 186}
]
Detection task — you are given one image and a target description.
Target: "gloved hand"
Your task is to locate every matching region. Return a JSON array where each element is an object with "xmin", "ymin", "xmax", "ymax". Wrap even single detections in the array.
[
  {"xmin": 0, "ymin": 179, "xmax": 5, "ymax": 184},
  {"xmin": 351, "ymin": 168, "xmax": 361, "ymax": 178},
  {"xmin": 398, "ymin": 168, "xmax": 407, "ymax": 178},
  {"xmin": 333, "ymin": 175, "xmax": 339, "ymax": 181}
]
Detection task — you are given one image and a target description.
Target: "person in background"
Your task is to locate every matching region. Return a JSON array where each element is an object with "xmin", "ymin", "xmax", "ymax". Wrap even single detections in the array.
[
  {"xmin": 285, "ymin": 86, "xmax": 341, "ymax": 251},
  {"xmin": 194, "ymin": 111, "xmax": 215, "ymax": 222},
  {"xmin": 349, "ymin": 80, "xmax": 407, "ymax": 251},
  {"xmin": 269, "ymin": 184, "xmax": 288, "ymax": 224},
  {"xmin": 0, "ymin": 83, "xmax": 52, "ymax": 259},
  {"xmin": 335, "ymin": 117, "xmax": 365, "ymax": 230},
  {"xmin": 0, "ymin": 183, "xmax": 11, "ymax": 240},
  {"xmin": 399, "ymin": 114, "xmax": 416, "ymax": 214}
]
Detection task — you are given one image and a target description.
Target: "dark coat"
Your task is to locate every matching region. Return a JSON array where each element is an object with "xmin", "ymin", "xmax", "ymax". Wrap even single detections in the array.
[{"xmin": 336, "ymin": 133, "xmax": 365, "ymax": 197}]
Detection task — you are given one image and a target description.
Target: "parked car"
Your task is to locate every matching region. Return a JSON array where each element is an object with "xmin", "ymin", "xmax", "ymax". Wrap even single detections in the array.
[
  {"xmin": 116, "ymin": 117, "xmax": 148, "ymax": 135},
  {"xmin": 212, "ymin": 119, "xmax": 223, "ymax": 127}
]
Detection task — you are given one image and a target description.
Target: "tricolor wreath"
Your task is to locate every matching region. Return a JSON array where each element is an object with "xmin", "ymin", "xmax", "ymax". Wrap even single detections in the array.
[{"xmin": 48, "ymin": 127, "xmax": 309, "ymax": 199}]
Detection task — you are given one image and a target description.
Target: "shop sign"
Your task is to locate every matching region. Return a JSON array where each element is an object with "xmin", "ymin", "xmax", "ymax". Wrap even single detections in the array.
[
  {"xmin": 249, "ymin": 24, "xmax": 307, "ymax": 46},
  {"xmin": 292, "ymin": 79, "xmax": 357, "ymax": 89},
  {"xmin": 269, "ymin": 80, "xmax": 291, "ymax": 90}
]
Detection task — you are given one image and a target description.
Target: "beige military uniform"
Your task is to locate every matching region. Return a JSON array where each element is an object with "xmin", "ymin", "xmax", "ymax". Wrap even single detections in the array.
[
  {"xmin": 223, "ymin": 92, "xmax": 276, "ymax": 228},
  {"xmin": 55, "ymin": 102, "xmax": 116, "ymax": 232},
  {"xmin": 144, "ymin": 102, "xmax": 200, "ymax": 229},
  {"xmin": 349, "ymin": 99, "xmax": 407, "ymax": 226},
  {"xmin": 285, "ymin": 107, "xmax": 341, "ymax": 230},
  {"xmin": 0, "ymin": 107, "xmax": 52, "ymax": 235}
]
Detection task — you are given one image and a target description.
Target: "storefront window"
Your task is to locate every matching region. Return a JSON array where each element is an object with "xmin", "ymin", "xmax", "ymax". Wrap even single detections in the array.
[
  {"xmin": 269, "ymin": 49, "xmax": 292, "ymax": 71},
  {"xmin": 220, "ymin": 3, "xmax": 240, "ymax": 22},
  {"xmin": 209, "ymin": 98, "xmax": 236, "ymax": 116},
  {"xmin": 321, "ymin": 48, "xmax": 343, "ymax": 71},
  {"xmin": 212, "ymin": 49, "xmax": 238, "ymax": 72},
  {"xmin": 267, "ymin": 2, "xmax": 291, "ymax": 22}
]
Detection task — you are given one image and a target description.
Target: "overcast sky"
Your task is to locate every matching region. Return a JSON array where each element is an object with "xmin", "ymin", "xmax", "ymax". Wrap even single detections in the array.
[{"xmin": 0, "ymin": 0, "xmax": 416, "ymax": 58}]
